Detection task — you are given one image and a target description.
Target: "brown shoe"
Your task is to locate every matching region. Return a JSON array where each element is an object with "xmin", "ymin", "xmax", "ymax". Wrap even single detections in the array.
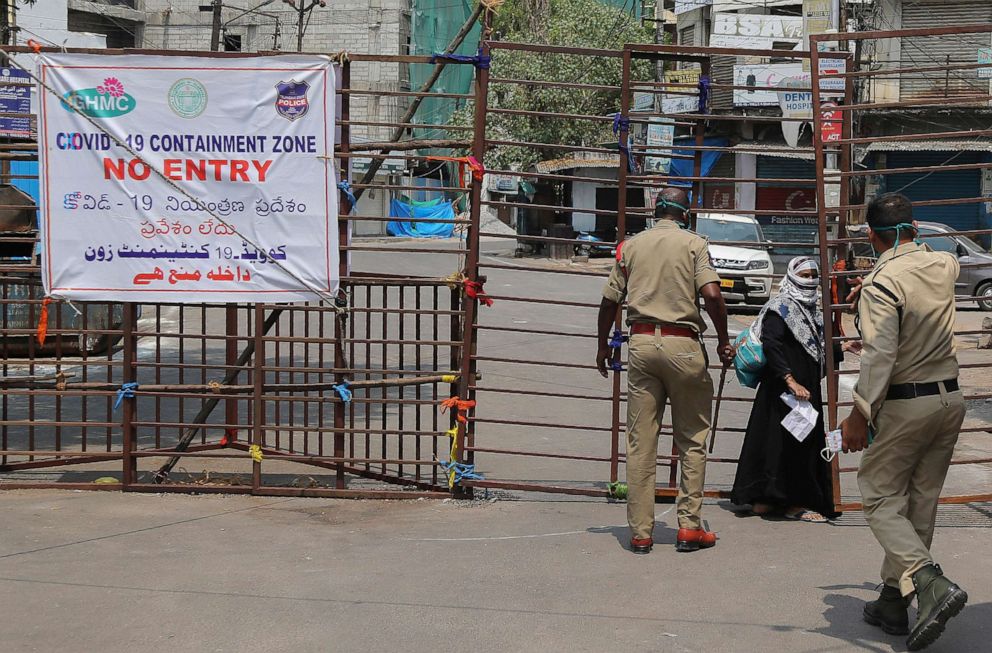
[
  {"xmin": 676, "ymin": 527, "xmax": 717, "ymax": 552},
  {"xmin": 630, "ymin": 536, "xmax": 653, "ymax": 554}
]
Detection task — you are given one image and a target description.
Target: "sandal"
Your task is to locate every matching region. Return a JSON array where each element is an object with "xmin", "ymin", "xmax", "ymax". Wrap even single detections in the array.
[{"xmin": 784, "ymin": 509, "xmax": 828, "ymax": 523}]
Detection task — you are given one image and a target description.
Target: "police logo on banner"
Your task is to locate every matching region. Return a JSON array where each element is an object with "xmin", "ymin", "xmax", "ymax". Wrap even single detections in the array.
[{"xmin": 275, "ymin": 80, "xmax": 310, "ymax": 121}]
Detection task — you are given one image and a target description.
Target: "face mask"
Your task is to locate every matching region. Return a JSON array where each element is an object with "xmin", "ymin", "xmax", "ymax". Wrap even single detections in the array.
[
  {"xmin": 821, "ymin": 429, "xmax": 843, "ymax": 462},
  {"xmin": 870, "ymin": 222, "xmax": 920, "ymax": 253},
  {"xmin": 657, "ymin": 198, "xmax": 690, "ymax": 228}
]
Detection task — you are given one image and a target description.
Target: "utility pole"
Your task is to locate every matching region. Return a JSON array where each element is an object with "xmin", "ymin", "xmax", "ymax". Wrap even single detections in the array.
[
  {"xmin": 210, "ymin": 0, "xmax": 222, "ymax": 51},
  {"xmin": 282, "ymin": 0, "xmax": 326, "ymax": 53},
  {"xmin": 200, "ymin": 0, "xmax": 223, "ymax": 51}
]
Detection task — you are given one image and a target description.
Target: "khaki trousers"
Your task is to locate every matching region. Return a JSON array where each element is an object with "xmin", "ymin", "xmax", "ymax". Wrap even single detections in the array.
[
  {"xmin": 857, "ymin": 384, "xmax": 964, "ymax": 596},
  {"xmin": 626, "ymin": 332, "xmax": 714, "ymax": 539}
]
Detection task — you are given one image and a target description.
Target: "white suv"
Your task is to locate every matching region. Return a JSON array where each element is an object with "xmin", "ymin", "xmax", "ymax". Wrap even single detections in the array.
[{"xmin": 694, "ymin": 213, "xmax": 773, "ymax": 305}]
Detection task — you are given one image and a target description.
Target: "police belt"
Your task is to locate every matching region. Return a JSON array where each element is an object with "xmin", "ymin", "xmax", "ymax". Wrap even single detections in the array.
[
  {"xmin": 629, "ymin": 322, "xmax": 699, "ymax": 340},
  {"xmin": 886, "ymin": 378, "xmax": 959, "ymax": 401}
]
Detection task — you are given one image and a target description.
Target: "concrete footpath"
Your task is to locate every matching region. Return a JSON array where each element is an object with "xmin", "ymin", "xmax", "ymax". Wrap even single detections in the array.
[{"xmin": 1, "ymin": 490, "xmax": 990, "ymax": 652}]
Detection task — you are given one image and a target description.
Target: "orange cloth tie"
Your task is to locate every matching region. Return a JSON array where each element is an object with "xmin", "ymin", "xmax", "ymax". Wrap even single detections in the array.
[
  {"xmin": 440, "ymin": 396, "xmax": 476, "ymax": 423},
  {"xmin": 425, "ymin": 155, "xmax": 485, "ymax": 187},
  {"xmin": 37, "ymin": 298, "xmax": 53, "ymax": 346}
]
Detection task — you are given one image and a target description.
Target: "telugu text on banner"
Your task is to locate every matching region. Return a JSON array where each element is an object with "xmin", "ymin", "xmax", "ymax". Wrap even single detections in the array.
[{"xmin": 37, "ymin": 54, "xmax": 338, "ymax": 303}]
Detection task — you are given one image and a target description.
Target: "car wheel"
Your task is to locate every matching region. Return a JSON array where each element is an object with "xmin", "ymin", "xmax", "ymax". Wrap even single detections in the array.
[{"xmin": 977, "ymin": 282, "xmax": 992, "ymax": 312}]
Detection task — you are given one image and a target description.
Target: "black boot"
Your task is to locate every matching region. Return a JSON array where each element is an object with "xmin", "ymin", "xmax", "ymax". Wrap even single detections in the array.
[
  {"xmin": 863, "ymin": 585, "xmax": 910, "ymax": 635},
  {"xmin": 906, "ymin": 564, "xmax": 968, "ymax": 651}
]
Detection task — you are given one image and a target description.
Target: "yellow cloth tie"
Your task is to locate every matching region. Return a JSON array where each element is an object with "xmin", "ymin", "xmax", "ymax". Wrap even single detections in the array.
[
  {"xmin": 445, "ymin": 426, "xmax": 460, "ymax": 488},
  {"xmin": 441, "ymin": 374, "xmax": 458, "ymax": 383},
  {"xmin": 248, "ymin": 444, "xmax": 263, "ymax": 463},
  {"xmin": 443, "ymin": 271, "xmax": 466, "ymax": 290}
]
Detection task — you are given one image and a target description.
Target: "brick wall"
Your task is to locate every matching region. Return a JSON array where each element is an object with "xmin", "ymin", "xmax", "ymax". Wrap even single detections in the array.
[{"xmin": 142, "ymin": 0, "xmax": 411, "ymax": 140}]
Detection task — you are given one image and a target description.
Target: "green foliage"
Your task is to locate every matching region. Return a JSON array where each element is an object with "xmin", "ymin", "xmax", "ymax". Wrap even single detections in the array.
[{"xmin": 450, "ymin": 0, "xmax": 654, "ymax": 170}]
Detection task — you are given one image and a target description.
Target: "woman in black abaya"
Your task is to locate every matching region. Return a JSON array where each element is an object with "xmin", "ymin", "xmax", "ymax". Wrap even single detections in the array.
[{"xmin": 731, "ymin": 257, "xmax": 840, "ymax": 522}]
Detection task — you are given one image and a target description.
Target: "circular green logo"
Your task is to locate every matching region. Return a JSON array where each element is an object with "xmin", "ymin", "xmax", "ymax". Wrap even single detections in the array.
[{"xmin": 168, "ymin": 78, "xmax": 208, "ymax": 119}]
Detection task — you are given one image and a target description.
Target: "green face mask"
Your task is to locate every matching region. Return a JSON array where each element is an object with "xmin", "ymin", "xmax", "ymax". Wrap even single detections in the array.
[
  {"xmin": 657, "ymin": 198, "xmax": 690, "ymax": 229},
  {"xmin": 870, "ymin": 222, "xmax": 920, "ymax": 254}
]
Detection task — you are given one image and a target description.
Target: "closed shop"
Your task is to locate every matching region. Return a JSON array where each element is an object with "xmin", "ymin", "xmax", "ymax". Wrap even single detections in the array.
[
  {"xmin": 755, "ymin": 156, "xmax": 817, "ymax": 252},
  {"xmin": 883, "ymin": 151, "xmax": 987, "ymax": 245},
  {"xmin": 900, "ymin": 1, "xmax": 992, "ymax": 100},
  {"xmin": 703, "ymin": 150, "xmax": 735, "ymax": 211}
]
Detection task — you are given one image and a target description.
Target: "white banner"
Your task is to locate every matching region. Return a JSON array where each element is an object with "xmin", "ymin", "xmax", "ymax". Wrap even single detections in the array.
[
  {"xmin": 710, "ymin": 13, "xmax": 803, "ymax": 50},
  {"xmin": 675, "ymin": 0, "xmax": 712, "ymax": 15},
  {"xmin": 644, "ymin": 118, "xmax": 675, "ymax": 174},
  {"xmin": 37, "ymin": 54, "xmax": 338, "ymax": 303},
  {"xmin": 733, "ymin": 63, "xmax": 809, "ymax": 106}
]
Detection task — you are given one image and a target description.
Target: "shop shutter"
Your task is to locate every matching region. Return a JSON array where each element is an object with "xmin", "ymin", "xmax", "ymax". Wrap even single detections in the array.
[
  {"xmin": 885, "ymin": 151, "xmax": 983, "ymax": 233},
  {"xmin": 756, "ymin": 156, "xmax": 817, "ymax": 251},
  {"xmin": 900, "ymin": 1, "xmax": 992, "ymax": 99}
]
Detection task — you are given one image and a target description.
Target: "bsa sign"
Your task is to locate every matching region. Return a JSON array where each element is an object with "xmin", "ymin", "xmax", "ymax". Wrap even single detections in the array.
[{"xmin": 275, "ymin": 80, "xmax": 311, "ymax": 121}]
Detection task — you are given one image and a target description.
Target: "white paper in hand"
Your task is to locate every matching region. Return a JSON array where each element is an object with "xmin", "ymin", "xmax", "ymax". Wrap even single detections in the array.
[{"xmin": 780, "ymin": 392, "xmax": 818, "ymax": 443}]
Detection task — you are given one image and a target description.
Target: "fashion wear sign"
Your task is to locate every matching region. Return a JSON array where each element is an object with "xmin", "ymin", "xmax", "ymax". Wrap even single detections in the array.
[{"xmin": 37, "ymin": 54, "xmax": 339, "ymax": 302}]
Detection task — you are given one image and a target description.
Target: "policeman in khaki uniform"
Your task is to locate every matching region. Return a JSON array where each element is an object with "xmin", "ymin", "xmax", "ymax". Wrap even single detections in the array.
[
  {"xmin": 840, "ymin": 193, "xmax": 967, "ymax": 651},
  {"xmin": 597, "ymin": 188, "xmax": 734, "ymax": 554}
]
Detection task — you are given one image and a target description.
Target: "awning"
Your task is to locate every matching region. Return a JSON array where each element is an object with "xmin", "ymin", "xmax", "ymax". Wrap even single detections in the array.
[
  {"xmin": 730, "ymin": 141, "xmax": 816, "ymax": 160},
  {"xmin": 865, "ymin": 139, "xmax": 992, "ymax": 153},
  {"xmin": 534, "ymin": 153, "xmax": 620, "ymax": 175}
]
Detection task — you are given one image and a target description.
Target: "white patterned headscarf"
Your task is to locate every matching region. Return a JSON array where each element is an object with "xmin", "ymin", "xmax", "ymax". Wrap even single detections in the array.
[{"xmin": 752, "ymin": 257, "xmax": 825, "ymax": 364}]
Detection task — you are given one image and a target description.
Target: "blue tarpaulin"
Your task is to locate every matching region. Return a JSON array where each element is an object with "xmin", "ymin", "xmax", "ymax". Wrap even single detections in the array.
[
  {"xmin": 387, "ymin": 197, "xmax": 456, "ymax": 238},
  {"xmin": 668, "ymin": 137, "xmax": 730, "ymax": 199}
]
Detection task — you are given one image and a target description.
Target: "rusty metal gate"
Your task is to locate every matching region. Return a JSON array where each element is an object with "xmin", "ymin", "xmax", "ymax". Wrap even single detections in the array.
[
  {"xmin": 0, "ymin": 46, "xmax": 484, "ymax": 498},
  {"xmin": 2, "ymin": 22, "xmax": 991, "ymax": 508},
  {"xmin": 812, "ymin": 24, "xmax": 992, "ymax": 510}
]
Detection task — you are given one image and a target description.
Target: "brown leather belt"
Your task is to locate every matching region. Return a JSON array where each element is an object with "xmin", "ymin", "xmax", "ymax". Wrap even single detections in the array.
[{"xmin": 629, "ymin": 322, "xmax": 698, "ymax": 340}]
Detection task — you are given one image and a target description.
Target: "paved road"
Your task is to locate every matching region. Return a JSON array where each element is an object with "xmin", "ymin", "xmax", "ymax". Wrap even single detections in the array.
[{"xmin": 1, "ymin": 490, "xmax": 990, "ymax": 653}]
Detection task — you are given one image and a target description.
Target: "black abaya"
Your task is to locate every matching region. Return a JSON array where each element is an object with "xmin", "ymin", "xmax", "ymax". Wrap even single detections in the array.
[{"xmin": 730, "ymin": 311, "xmax": 839, "ymax": 517}]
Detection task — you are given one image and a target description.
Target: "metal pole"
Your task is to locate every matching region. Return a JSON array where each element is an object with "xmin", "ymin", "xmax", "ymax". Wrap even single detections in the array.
[
  {"xmin": 610, "ymin": 48, "xmax": 634, "ymax": 486},
  {"xmin": 296, "ymin": 3, "xmax": 304, "ymax": 53},
  {"xmin": 334, "ymin": 59, "xmax": 352, "ymax": 489},
  {"xmin": 121, "ymin": 303, "xmax": 138, "ymax": 488},
  {"xmin": 452, "ymin": 10, "xmax": 492, "ymax": 499},
  {"xmin": 210, "ymin": 0, "xmax": 223, "ymax": 51}
]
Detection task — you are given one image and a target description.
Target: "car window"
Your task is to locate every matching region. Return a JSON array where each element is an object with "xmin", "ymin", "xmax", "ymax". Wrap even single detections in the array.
[
  {"xmin": 695, "ymin": 218, "xmax": 761, "ymax": 243},
  {"xmin": 919, "ymin": 229, "xmax": 958, "ymax": 254}
]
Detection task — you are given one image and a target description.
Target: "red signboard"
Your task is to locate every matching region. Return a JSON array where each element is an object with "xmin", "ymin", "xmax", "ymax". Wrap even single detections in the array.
[
  {"xmin": 820, "ymin": 101, "xmax": 843, "ymax": 143},
  {"xmin": 704, "ymin": 185, "xmax": 736, "ymax": 210}
]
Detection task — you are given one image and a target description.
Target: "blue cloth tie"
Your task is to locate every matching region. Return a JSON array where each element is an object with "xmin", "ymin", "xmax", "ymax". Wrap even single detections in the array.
[
  {"xmin": 612, "ymin": 114, "xmax": 630, "ymax": 135},
  {"xmin": 698, "ymin": 75, "xmax": 711, "ymax": 114},
  {"xmin": 438, "ymin": 460, "xmax": 484, "ymax": 483},
  {"xmin": 337, "ymin": 181, "xmax": 357, "ymax": 214},
  {"xmin": 612, "ymin": 115, "xmax": 636, "ymax": 173},
  {"xmin": 114, "ymin": 382, "xmax": 138, "ymax": 410},
  {"xmin": 609, "ymin": 328, "xmax": 627, "ymax": 372},
  {"xmin": 430, "ymin": 48, "xmax": 490, "ymax": 69},
  {"xmin": 332, "ymin": 381, "xmax": 352, "ymax": 403}
]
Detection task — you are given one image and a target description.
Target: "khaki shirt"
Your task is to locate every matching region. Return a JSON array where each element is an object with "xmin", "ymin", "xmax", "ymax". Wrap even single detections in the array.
[
  {"xmin": 602, "ymin": 220, "xmax": 719, "ymax": 334},
  {"xmin": 853, "ymin": 242, "xmax": 960, "ymax": 423}
]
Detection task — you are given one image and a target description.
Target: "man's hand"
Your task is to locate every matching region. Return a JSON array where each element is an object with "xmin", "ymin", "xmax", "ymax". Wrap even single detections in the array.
[
  {"xmin": 717, "ymin": 340, "xmax": 735, "ymax": 367},
  {"xmin": 846, "ymin": 276, "xmax": 864, "ymax": 312},
  {"xmin": 840, "ymin": 407, "xmax": 869, "ymax": 453},
  {"xmin": 596, "ymin": 345, "xmax": 613, "ymax": 378}
]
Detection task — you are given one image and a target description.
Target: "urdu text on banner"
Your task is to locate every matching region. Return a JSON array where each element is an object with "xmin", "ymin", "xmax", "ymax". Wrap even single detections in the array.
[{"xmin": 37, "ymin": 54, "xmax": 339, "ymax": 303}]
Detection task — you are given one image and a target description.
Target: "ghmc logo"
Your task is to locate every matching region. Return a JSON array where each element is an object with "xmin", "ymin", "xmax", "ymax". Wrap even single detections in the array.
[{"xmin": 61, "ymin": 77, "xmax": 136, "ymax": 118}]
